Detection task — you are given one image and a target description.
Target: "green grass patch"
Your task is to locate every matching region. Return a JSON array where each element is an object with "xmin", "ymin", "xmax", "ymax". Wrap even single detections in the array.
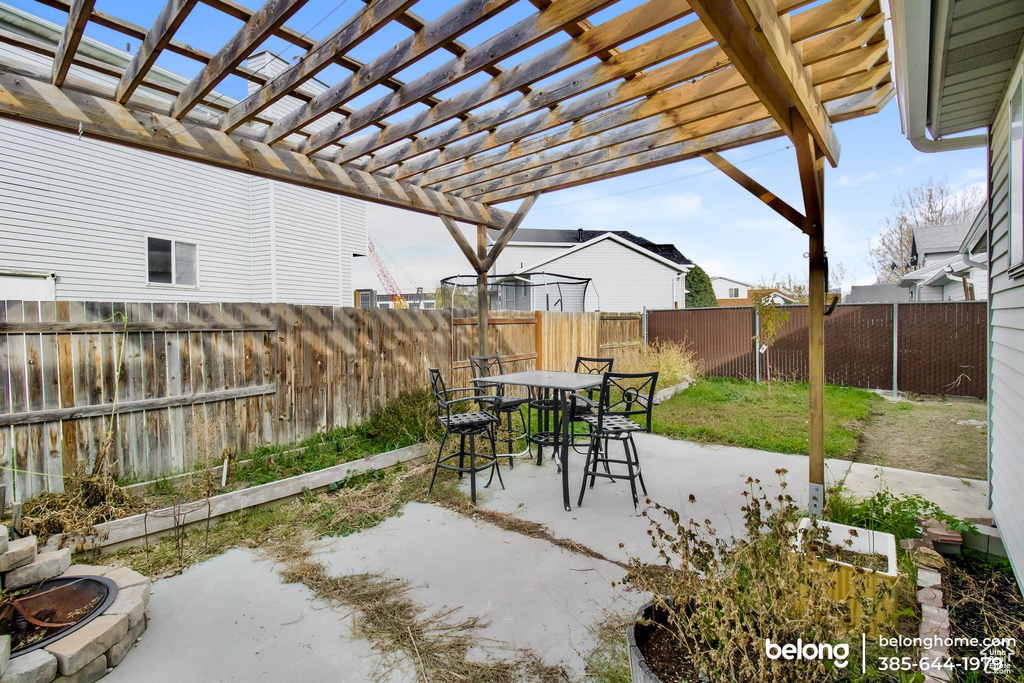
[
  {"xmin": 652, "ymin": 377, "xmax": 881, "ymax": 458},
  {"xmin": 238, "ymin": 390, "xmax": 440, "ymax": 486}
]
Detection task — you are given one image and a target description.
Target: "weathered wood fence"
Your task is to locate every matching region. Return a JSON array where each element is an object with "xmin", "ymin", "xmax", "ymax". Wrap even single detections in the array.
[
  {"xmin": 0, "ymin": 302, "xmax": 640, "ymax": 501},
  {"xmin": 647, "ymin": 302, "xmax": 988, "ymax": 398}
]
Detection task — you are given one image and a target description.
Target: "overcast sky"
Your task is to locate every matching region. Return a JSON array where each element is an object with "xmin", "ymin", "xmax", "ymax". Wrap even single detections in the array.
[{"xmin": 9, "ymin": 0, "xmax": 987, "ymax": 294}]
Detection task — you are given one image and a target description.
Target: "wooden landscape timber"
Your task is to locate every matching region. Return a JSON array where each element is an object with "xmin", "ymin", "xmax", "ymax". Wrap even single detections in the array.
[{"xmin": 0, "ymin": 0, "xmax": 896, "ymax": 512}]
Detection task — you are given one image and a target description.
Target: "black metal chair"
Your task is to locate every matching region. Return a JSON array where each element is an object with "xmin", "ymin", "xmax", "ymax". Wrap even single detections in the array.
[
  {"xmin": 528, "ymin": 356, "xmax": 615, "ymax": 465},
  {"xmin": 427, "ymin": 368, "xmax": 504, "ymax": 504},
  {"xmin": 568, "ymin": 356, "xmax": 614, "ymax": 452},
  {"xmin": 469, "ymin": 355, "xmax": 531, "ymax": 466},
  {"xmin": 577, "ymin": 371, "xmax": 658, "ymax": 511}
]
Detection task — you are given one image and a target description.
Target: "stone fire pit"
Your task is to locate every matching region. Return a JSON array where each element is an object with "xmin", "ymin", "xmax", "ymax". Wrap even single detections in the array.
[{"xmin": 0, "ymin": 527, "xmax": 151, "ymax": 683}]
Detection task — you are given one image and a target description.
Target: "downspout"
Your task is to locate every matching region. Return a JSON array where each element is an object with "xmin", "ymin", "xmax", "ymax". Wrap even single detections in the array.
[{"xmin": 888, "ymin": 0, "xmax": 987, "ymax": 153}]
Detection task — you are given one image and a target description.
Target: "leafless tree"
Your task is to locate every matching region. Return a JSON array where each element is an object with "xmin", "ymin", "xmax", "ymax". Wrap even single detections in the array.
[
  {"xmin": 754, "ymin": 261, "xmax": 850, "ymax": 304},
  {"xmin": 869, "ymin": 178, "xmax": 983, "ymax": 283}
]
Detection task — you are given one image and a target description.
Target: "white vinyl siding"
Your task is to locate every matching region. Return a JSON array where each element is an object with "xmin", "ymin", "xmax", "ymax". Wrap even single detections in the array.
[
  {"xmin": 267, "ymin": 183, "xmax": 343, "ymax": 306},
  {"xmin": 710, "ymin": 278, "xmax": 749, "ymax": 300},
  {"xmin": 988, "ymin": 53, "xmax": 1024, "ymax": 581},
  {"xmin": 0, "ymin": 119, "xmax": 254, "ymax": 302},
  {"xmin": 495, "ymin": 245, "xmax": 567, "ymax": 273}
]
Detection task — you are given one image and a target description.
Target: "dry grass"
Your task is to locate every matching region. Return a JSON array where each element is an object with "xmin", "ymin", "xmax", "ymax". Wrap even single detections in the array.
[{"xmin": 612, "ymin": 340, "xmax": 699, "ymax": 388}]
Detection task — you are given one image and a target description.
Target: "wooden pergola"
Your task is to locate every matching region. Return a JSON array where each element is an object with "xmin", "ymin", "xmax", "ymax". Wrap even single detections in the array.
[{"xmin": 0, "ymin": 0, "xmax": 894, "ymax": 514}]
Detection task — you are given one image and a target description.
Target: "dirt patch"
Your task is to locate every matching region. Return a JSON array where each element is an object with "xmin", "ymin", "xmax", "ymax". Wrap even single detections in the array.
[{"xmin": 857, "ymin": 396, "xmax": 987, "ymax": 479}]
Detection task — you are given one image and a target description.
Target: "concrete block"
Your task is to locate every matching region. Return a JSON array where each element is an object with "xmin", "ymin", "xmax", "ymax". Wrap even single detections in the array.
[
  {"xmin": 963, "ymin": 525, "xmax": 1008, "ymax": 559},
  {"xmin": 0, "ymin": 636, "xmax": 9, "ymax": 677},
  {"xmin": 103, "ymin": 568, "xmax": 147, "ymax": 590},
  {"xmin": 104, "ymin": 584, "xmax": 150, "ymax": 630},
  {"xmin": 0, "ymin": 527, "xmax": 9, "ymax": 556},
  {"xmin": 917, "ymin": 587, "xmax": 943, "ymax": 608},
  {"xmin": 917, "ymin": 568, "xmax": 942, "ymax": 589},
  {"xmin": 0, "ymin": 650, "xmax": 57, "ymax": 683},
  {"xmin": 53, "ymin": 654, "xmax": 106, "ymax": 683},
  {"xmin": 59, "ymin": 566, "xmax": 111, "ymax": 579},
  {"xmin": 5, "ymin": 550, "xmax": 72, "ymax": 590},
  {"xmin": 105, "ymin": 620, "xmax": 145, "ymax": 668},
  {"xmin": 0, "ymin": 538, "xmax": 36, "ymax": 573},
  {"xmin": 45, "ymin": 614, "xmax": 128, "ymax": 676}
]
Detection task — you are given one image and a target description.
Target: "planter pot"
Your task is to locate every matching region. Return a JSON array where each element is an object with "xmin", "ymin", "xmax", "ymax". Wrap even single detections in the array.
[
  {"xmin": 626, "ymin": 600, "xmax": 708, "ymax": 683},
  {"xmin": 795, "ymin": 517, "xmax": 899, "ymax": 633}
]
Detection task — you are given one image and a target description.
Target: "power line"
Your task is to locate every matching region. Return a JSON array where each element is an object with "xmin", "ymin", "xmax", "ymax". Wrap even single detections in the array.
[{"xmin": 532, "ymin": 144, "xmax": 793, "ymax": 211}]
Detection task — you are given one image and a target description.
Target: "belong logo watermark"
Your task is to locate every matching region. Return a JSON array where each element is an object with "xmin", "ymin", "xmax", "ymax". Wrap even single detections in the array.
[{"xmin": 765, "ymin": 638, "xmax": 850, "ymax": 668}]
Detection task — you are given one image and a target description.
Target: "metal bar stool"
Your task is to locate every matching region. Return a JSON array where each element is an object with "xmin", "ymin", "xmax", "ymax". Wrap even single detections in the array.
[
  {"xmin": 427, "ymin": 368, "xmax": 504, "ymax": 504},
  {"xmin": 576, "ymin": 371, "xmax": 658, "ymax": 511},
  {"xmin": 469, "ymin": 355, "xmax": 531, "ymax": 466},
  {"xmin": 568, "ymin": 356, "xmax": 614, "ymax": 454}
]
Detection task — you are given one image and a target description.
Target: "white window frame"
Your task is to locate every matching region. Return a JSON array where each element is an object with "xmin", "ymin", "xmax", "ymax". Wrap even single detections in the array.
[
  {"xmin": 728, "ymin": 287, "xmax": 740, "ymax": 298},
  {"xmin": 146, "ymin": 236, "xmax": 200, "ymax": 289},
  {"xmin": 1009, "ymin": 55, "xmax": 1024, "ymax": 276}
]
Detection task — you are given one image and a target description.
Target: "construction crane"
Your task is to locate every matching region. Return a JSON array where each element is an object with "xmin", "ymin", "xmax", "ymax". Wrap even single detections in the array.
[{"xmin": 366, "ymin": 236, "xmax": 409, "ymax": 309}]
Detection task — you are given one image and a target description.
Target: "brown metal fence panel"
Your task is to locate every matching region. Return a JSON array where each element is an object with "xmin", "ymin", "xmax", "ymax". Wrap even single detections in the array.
[
  {"xmin": 897, "ymin": 303, "xmax": 987, "ymax": 398},
  {"xmin": 646, "ymin": 302, "xmax": 986, "ymax": 399},
  {"xmin": 648, "ymin": 308, "xmax": 756, "ymax": 379}
]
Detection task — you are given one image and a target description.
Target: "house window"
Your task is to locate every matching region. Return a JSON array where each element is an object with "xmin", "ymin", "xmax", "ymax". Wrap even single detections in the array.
[
  {"xmin": 729, "ymin": 287, "xmax": 740, "ymax": 298},
  {"xmin": 147, "ymin": 237, "xmax": 198, "ymax": 286},
  {"xmin": 1010, "ymin": 73, "xmax": 1024, "ymax": 271}
]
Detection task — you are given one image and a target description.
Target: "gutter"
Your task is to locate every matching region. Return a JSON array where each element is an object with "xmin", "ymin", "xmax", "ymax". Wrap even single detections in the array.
[{"xmin": 888, "ymin": 0, "xmax": 987, "ymax": 153}]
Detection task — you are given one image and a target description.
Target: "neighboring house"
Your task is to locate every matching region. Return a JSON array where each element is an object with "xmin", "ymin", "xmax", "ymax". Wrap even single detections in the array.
[
  {"xmin": 354, "ymin": 289, "xmax": 436, "ymax": 310},
  {"xmin": 845, "ymin": 283, "xmax": 911, "ymax": 303},
  {"xmin": 911, "ymin": 221, "xmax": 973, "ymax": 268},
  {"xmin": 891, "ymin": 0, "xmax": 1024, "ymax": 579},
  {"xmin": 710, "ymin": 277, "xmax": 752, "ymax": 305},
  {"xmin": 899, "ymin": 208, "xmax": 990, "ymax": 301},
  {"xmin": 713, "ymin": 280, "xmax": 799, "ymax": 307},
  {"xmin": 490, "ymin": 229, "xmax": 692, "ymax": 312},
  {"xmin": 0, "ymin": 6, "xmax": 366, "ymax": 305}
]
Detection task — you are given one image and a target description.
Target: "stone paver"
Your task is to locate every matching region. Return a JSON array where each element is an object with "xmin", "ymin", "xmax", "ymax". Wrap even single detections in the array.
[
  {"xmin": 0, "ymin": 527, "xmax": 9, "ymax": 556},
  {"xmin": 0, "ymin": 650, "xmax": 57, "ymax": 683},
  {"xmin": 60, "ymin": 566, "xmax": 111, "ymax": 578},
  {"xmin": 102, "ymin": 569, "xmax": 147, "ymax": 591},
  {"xmin": 0, "ymin": 636, "xmax": 9, "ymax": 677},
  {"xmin": 52, "ymin": 655, "xmax": 105, "ymax": 683},
  {"xmin": 5, "ymin": 549, "xmax": 72, "ymax": 590},
  {"xmin": 0, "ymin": 538, "xmax": 36, "ymax": 573},
  {"xmin": 44, "ymin": 615, "xmax": 128, "ymax": 676},
  {"xmin": 105, "ymin": 621, "xmax": 144, "ymax": 669},
  {"xmin": 103, "ymin": 585, "xmax": 149, "ymax": 630}
]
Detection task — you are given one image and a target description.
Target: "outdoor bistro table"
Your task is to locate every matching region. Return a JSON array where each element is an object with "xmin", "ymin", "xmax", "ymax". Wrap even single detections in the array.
[{"xmin": 471, "ymin": 370, "xmax": 602, "ymax": 512}]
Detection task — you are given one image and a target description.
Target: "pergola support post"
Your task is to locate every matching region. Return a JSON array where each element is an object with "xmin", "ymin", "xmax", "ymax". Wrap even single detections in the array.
[
  {"xmin": 477, "ymin": 224, "xmax": 488, "ymax": 357},
  {"xmin": 794, "ymin": 114, "xmax": 826, "ymax": 518}
]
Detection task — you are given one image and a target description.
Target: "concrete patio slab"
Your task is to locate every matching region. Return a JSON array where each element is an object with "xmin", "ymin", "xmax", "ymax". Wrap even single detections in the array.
[
  {"xmin": 103, "ymin": 549, "xmax": 409, "ymax": 683},
  {"xmin": 469, "ymin": 433, "xmax": 991, "ymax": 563},
  {"xmin": 311, "ymin": 502, "xmax": 640, "ymax": 679}
]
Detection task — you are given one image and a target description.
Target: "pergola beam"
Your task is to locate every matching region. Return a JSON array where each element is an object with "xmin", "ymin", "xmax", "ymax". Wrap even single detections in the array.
[
  {"xmin": 264, "ymin": 0, "xmax": 519, "ymax": 145},
  {"xmin": 51, "ymin": 0, "xmax": 96, "ymax": 87},
  {"xmin": 317, "ymin": 0, "xmax": 620, "ymax": 158},
  {"xmin": 171, "ymin": 0, "xmax": 308, "ymax": 119},
  {"xmin": 115, "ymin": 0, "xmax": 199, "ymax": 104},
  {"xmin": 702, "ymin": 152, "xmax": 807, "ymax": 231},
  {"xmin": 219, "ymin": 0, "xmax": 417, "ymax": 133},
  {"xmin": 686, "ymin": 0, "xmax": 840, "ymax": 165},
  {"xmin": 0, "ymin": 66, "xmax": 511, "ymax": 227},
  {"xmin": 481, "ymin": 193, "xmax": 539, "ymax": 271}
]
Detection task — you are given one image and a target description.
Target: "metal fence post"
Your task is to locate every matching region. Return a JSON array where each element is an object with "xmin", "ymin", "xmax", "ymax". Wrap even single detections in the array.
[
  {"xmin": 892, "ymin": 302, "xmax": 899, "ymax": 397},
  {"xmin": 754, "ymin": 308, "xmax": 760, "ymax": 384}
]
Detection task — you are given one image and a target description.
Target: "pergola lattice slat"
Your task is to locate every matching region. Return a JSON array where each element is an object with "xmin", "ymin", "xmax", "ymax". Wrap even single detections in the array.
[
  {"xmin": 264, "ymin": 0, "xmax": 520, "ymax": 145},
  {"xmin": 51, "ymin": 0, "xmax": 95, "ymax": 87},
  {"xmin": 170, "ymin": 0, "xmax": 308, "ymax": 119},
  {"xmin": 115, "ymin": 0, "xmax": 199, "ymax": 104},
  {"xmin": 311, "ymin": 0, "xmax": 621, "ymax": 157}
]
